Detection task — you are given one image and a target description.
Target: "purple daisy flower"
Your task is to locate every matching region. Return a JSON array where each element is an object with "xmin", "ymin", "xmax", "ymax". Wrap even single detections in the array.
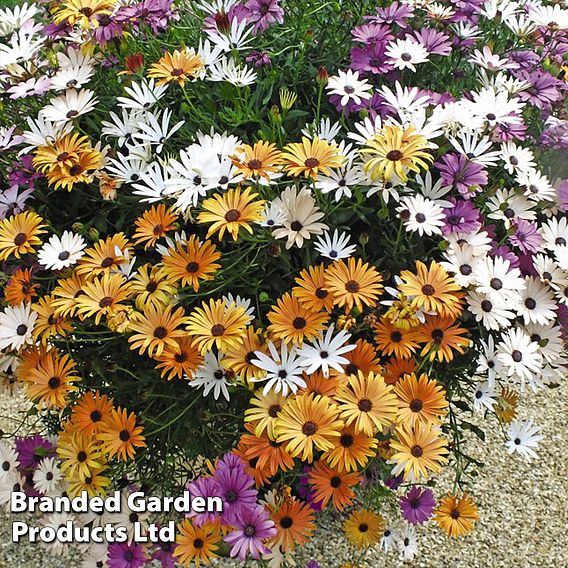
[
  {"xmin": 491, "ymin": 245, "xmax": 520, "ymax": 268},
  {"xmin": 351, "ymin": 23, "xmax": 393, "ymax": 45},
  {"xmin": 493, "ymin": 120, "xmax": 527, "ymax": 142},
  {"xmin": 107, "ymin": 542, "xmax": 146, "ymax": 568},
  {"xmin": 436, "ymin": 153, "xmax": 488, "ymax": 197},
  {"xmin": 306, "ymin": 562, "xmax": 321, "ymax": 568},
  {"xmin": 119, "ymin": 0, "xmax": 178, "ymax": 34},
  {"xmin": 214, "ymin": 463, "xmax": 258, "ymax": 524},
  {"xmin": 297, "ymin": 466, "xmax": 323, "ymax": 511},
  {"xmin": 244, "ymin": 0, "xmax": 284, "ymax": 34},
  {"xmin": 224, "ymin": 504, "xmax": 276, "ymax": 561},
  {"xmin": 518, "ymin": 253, "xmax": 539, "ymax": 277},
  {"xmin": 350, "ymin": 43, "xmax": 392, "ymax": 75},
  {"xmin": 8, "ymin": 155, "xmax": 42, "ymax": 190},
  {"xmin": 411, "ymin": 28, "xmax": 452, "ymax": 55},
  {"xmin": 92, "ymin": 14, "xmax": 124, "ymax": 45},
  {"xmin": 149, "ymin": 530, "xmax": 177, "ymax": 568},
  {"xmin": 556, "ymin": 179, "xmax": 568, "ymax": 211},
  {"xmin": 246, "ymin": 50, "xmax": 272, "ymax": 67},
  {"xmin": 539, "ymin": 120, "xmax": 568, "ymax": 151},
  {"xmin": 369, "ymin": 2, "xmax": 414, "ymax": 28},
  {"xmin": 518, "ymin": 71, "xmax": 565, "ymax": 110},
  {"xmin": 442, "ymin": 198, "xmax": 482, "ymax": 235},
  {"xmin": 384, "ymin": 473, "xmax": 404, "ymax": 490},
  {"xmin": 509, "ymin": 219, "xmax": 542, "ymax": 254},
  {"xmin": 400, "ymin": 486, "xmax": 436, "ymax": 524},
  {"xmin": 15, "ymin": 435, "xmax": 54, "ymax": 470},
  {"xmin": 186, "ymin": 476, "xmax": 222, "ymax": 525},
  {"xmin": 217, "ymin": 451, "xmax": 247, "ymax": 473}
]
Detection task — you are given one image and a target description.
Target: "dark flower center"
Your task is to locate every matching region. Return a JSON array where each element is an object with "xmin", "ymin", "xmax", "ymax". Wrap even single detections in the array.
[
  {"xmin": 304, "ymin": 157, "xmax": 320, "ymax": 168},
  {"xmin": 154, "ymin": 326, "xmax": 168, "ymax": 339},
  {"xmin": 421, "ymin": 284, "xmax": 435, "ymax": 295},
  {"xmin": 16, "ymin": 324, "xmax": 28, "ymax": 336},
  {"xmin": 511, "ymin": 350, "xmax": 523, "ymax": 362},
  {"xmin": 315, "ymin": 287, "xmax": 328, "ymax": 299},
  {"xmin": 77, "ymin": 451, "xmax": 87, "ymax": 463},
  {"xmin": 186, "ymin": 261, "xmax": 199, "ymax": 273},
  {"xmin": 58, "ymin": 251, "xmax": 71, "ymax": 261},
  {"xmin": 290, "ymin": 220, "xmax": 303, "ymax": 231},
  {"xmin": 386, "ymin": 150, "xmax": 403, "ymax": 161},
  {"xmin": 99, "ymin": 296, "xmax": 113, "ymax": 308},
  {"xmin": 345, "ymin": 280, "xmax": 359, "ymax": 293},
  {"xmin": 340, "ymin": 433, "xmax": 354, "ymax": 447},
  {"xmin": 481, "ymin": 300, "xmax": 492, "ymax": 312},
  {"xmin": 211, "ymin": 324, "xmax": 225, "ymax": 336},
  {"xmin": 292, "ymin": 317, "xmax": 306, "ymax": 329},
  {"xmin": 524, "ymin": 298, "xmax": 536, "ymax": 310},
  {"xmin": 358, "ymin": 398, "xmax": 372, "ymax": 412},
  {"xmin": 48, "ymin": 376, "xmax": 60, "ymax": 389},
  {"xmin": 411, "ymin": 445, "xmax": 423, "ymax": 458},
  {"xmin": 280, "ymin": 516, "xmax": 293, "ymax": 529},
  {"xmin": 410, "ymin": 399, "xmax": 423, "ymax": 412},
  {"xmin": 390, "ymin": 331, "xmax": 402, "ymax": 343},
  {"xmin": 302, "ymin": 421, "xmax": 317, "ymax": 436},
  {"xmin": 268, "ymin": 404, "xmax": 281, "ymax": 418},
  {"xmin": 225, "ymin": 209, "xmax": 240, "ymax": 222},
  {"xmin": 90, "ymin": 410, "xmax": 102, "ymax": 423},
  {"xmin": 119, "ymin": 429, "xmax": 130, "ymax": 442},
  {"xmin": 330, "ymin": 476, "xmax": 342, "ymax": 488},
  {"xmin": 14, "ymin": 233, "xmax": 27, "ymax": 246}
]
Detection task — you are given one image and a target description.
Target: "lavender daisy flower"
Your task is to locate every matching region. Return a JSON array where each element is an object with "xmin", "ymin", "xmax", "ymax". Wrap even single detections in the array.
[
  {"xmin": 244, "ymin": 0, "xmax": 284, "ymax": 34},
  {"xmin": 107, "ymin": 542, "xmax": 146, "ymax": 568},
  {"xmin": 186, "ymin": 476, "xmax": 222, "ymax": 525},
  {"xmin": 149, "ymin": 529, "xmax": 177, "ymax": 568},
  {"xmin": 384, "ymin": 473, "xmax": 404, "ymax": 490},
  {"xmin": 246, "ymin": 50, "xmax": 272, "ymax": 67},
  {"xmin": 351, "ymin": 43, "xmax": 392, "ymax": 75},
  {"xmin": 0, "ymin": 186, "xmax": 34, "ymax": 220},
  {"xmin": 92, "ymin": 14, "xmax": 124, "ymax": 46},
  {"xmin": 42, "ymin": 20, "xmax": 72, "ymax": 39},
  {"xmin": 120, "ymin": 0, "xmax": 178, "ymax": 34},
  {"xmin": 518, "ymin": 71, "xmax": 565, "ymax": 110},
  {"xmin": 556, "ymin": 179, "xmax": 568, "ymax": 211},
  {"xmin": 491, "ymin": 245, "xmax": 520, "ymax": 268},
  {"xmin": 442, "ymin": 198, "xmax": 481, "ymax": 235},
  {"xmin": 15, "ymin": 435, "xmax": 54, "ymax": 470},
  {"xmin": 351, "ymin": 23, "xmax": 393, "ymax": 45},
  {"xmin": 214, "ymin": 463, "xmax": 258, "ymax": 524},
  {"xmin": 7, "ymin": 77, "xmax": 51, "ymax": 100},
  {"xmin": 509, "ymin": 219, "xmax": 542, "ymax": 254},
  {"xmin": 369, "ymin": 2, "xmax": 414, "ymax": 28},
  {"xmin": 306, "ymin": 562, "xmax": 321, "ymax": 568},
  {"xmin": 411, "ymin": 28, "xmax": 452, "ymax": 55},
  {"xmin": 400, "ymin": 487, "xmax": 436, "ymax": 524},
  {"xmin": 8, "ymin": 155, "xmax": 42, "ymax": 189},
  {"xmin": 436, "ymin": 153, "xmax": 488, "ymax": 198},
  {"xmin": 224, "ymin": 504, "xmax": 276, "ymax": 560},
  {"xmin": 508, "ymin": 50, "xmax": 539, "ymax": 70}
]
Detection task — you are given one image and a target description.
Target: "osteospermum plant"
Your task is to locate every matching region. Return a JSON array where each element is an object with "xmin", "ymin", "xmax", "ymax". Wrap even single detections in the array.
[{"xmin": 0, "ymin": 0, "xmax": 566, "ymax": 565}]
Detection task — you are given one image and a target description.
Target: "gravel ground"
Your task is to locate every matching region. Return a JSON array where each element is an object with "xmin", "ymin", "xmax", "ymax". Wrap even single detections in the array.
[{"xmin": 0, "ymin": 380, "xmax": 566, "ymax": 568}]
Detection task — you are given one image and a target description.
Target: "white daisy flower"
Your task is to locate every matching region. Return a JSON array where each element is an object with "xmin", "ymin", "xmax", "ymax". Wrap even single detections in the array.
[
  {"xmin": 37, "ymin": 231, "xmax": 86, "ymax": 270},
  {"xmin": 0, "ymin": 3, "xmax": 38, "ymax": 37},
  {"xmin": 131, "ymin": 161, "xmax": 181, "ymax": 203},
  {"xmin": 33, "ymin": 457, "xmax": 63, "ymax": 496},
  {"xmin": 472, "ymin": 381, "xmax": 497, "ymax": 413},
  {"xmin": 445, "ymin": 228, "xmax": 492, "ymax": 256},
  {"xmin": 515, "ymin": 168, "xmax": 555, "ymax": 202},
  {"xmin": 326, "ymin": 69, "xmax": 373, "ymax": 106},
  {"xmin": 487, "ymin": 188, "xmax": 535, "ymax": 227},
  {"xmin": 347, "ymin": 115, "xmax": 382, "ymax": 145},
  {"xmin": 116, "ymin": 79, "xmax": 167, "ymax": 111},
  {"xmin": 466, "ymin": 87, "xmax": 525, "ymax": 128},
  {"xmin": 380, "ymin": 524, "xmax": 398, "ymax": 553},
  {"xmin": 522, "ymin": 322, "xmax": 565, "ymax": 364},
  {"xmin": 385, "ymin": 38, "xmax": 430, "ymax": 72},
  {"xmin": 41, "ymin": 88, "xmax": 98, "ymax": 123},
  {"xmin": 314, "ymin": 229, "xmax": 356, "ymax": 260},
  {"xmin": 208, "ymin": 56, "xmax": 257, "ymax": 86},
  {"xmin": 516, "ymin": 277, "xmax": 557, "ymax": 325},
  {"xmin": 0, "ymin": 474, "xmax": 24, "ymax": 505},
  {"xmin": 258, "ymin": 201, "xmax": 285, "ymax": 228},
  {"xmin": 467, "ymin": 290, "xmax": 516, "ymax": 330},
  {"xmin": 474, "ymin": 256, "xmax": 526, "ymax": 306},
  {"xmin": 20, "ymin": 114, "xmax": 73, "ymax": 152},
  {"xmin": 468, "ymin": 45, "xmax": 518, "ymax": 71},
  {"xmin": 397, "ymin": 194, "xmax": 445, "ymax": 237},
  {"xmin": 505, "ymin": 419, "xmax": 544, "ymax": 461},
  {"xmin": 447, "ymin": 132, "xmax": 501, "ymax": 166},
  {"xmin": 133, "ymin": 109, "xmax": 184, "ymax": 153},
  {"xmin": 476, "ymin": 335, "xmax": 503, "ymax": 383},
  {"xmin": 251, "ymin": 341, "xmax": 306, "ymax": 396},
  {"xmin": 106, "ymin": 154, "xmax": 151, "ymax": 185},
  {"xmin": 190, "ymin": 351, "xmax": 231, "ymax": 401},
  {"xmin": 440, "ymin": 244, "xmax": 481, "ymax": 287},
  {"xmin": 497, "ymin": 327, "xmax": 543, "ymax": 389},
  {"xmin": 272, "ymin": 187, "xmax": 328, "ymax": 249},
  {"xmin": 297, "ymin": 324, "xmax": 356, "ymax": 377},
  {"xmin": 315, "ymin": 162, "xmax": 365, "ymax": 201},
  {"xmin": 207, "ymin": 17, "xmax": 254, "ymax": 52},
  {"xmin": 500, "ymin": 141, "xmax": 536, "ymax": 174},
  {"xmin": 222, "ymin": 293, "xmax": 255, "ymax": 324},
  {"xmin": 301, "ymin": 117, "xmax": 342, "ymax": 142},
  {"xmin": 0, "ymin": 303, "xmax": 37, "ymax": 351},
  {"xmin": 396, "ymin": 524, "xmax": 419, "ymax": 561},
  {"xmin": 0, "ymin": 441, "xmax": 19, "ymax": 481}
]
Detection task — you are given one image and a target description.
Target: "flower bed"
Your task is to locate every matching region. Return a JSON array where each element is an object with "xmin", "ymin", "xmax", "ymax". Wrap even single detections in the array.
[{"xmin": 0, "ymin": 0, "xmax": 567, "ymax": 566}]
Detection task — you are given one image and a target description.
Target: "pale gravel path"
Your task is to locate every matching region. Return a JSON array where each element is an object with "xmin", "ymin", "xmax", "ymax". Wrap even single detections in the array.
[{"xmin": 0, "ymin": 380, "xmax": 566, "ymax": 568}]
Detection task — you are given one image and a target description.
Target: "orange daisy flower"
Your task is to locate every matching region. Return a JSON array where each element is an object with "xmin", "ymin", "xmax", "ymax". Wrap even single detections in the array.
[
  {"xmin": 0, "ymin": 211, "xmax": 46, "ymax": 261},
  {"xmin": 148, "ymin": 49, "xmax": 205, "ymax": 87},
  {"xmin": 133, "ymin": 204, "xmax": 177, "ymax": 250},
  {"xmin": 332, "ymin": 338, "xmax": 382, "ymax": 380},
  {"xmin": 270, "ymin": 497, "xmax": 316, "ymax": 552},
  {"xmin": 240, "ymin": 423, "xmax": 294, "ymax": 476},
  {"xmin": 323, "ymin": 423, "xmax": 378, "ymax": 472},
  {"xmin": 308, "ymin": 460, "xmax": 360, "ymax": 511},
  {"xmin": 415, "ymin": 315, "xmax": 471, "ymax": 362},
  {"xmin": 5, "ymin": 268, "xmax": 38, "ymax": 305},
  {"xmin": 161, "ymin": 236, "xmax": 221, "ymax": 291},
  {"xmin": 76, "ymin": 233, "xmax": 131, "ymax": 278},
  {"xmin": 71, "ymin": 390, "xmax": 114, "ymax": 436},
  {"xmin": 398, "ymin": 261, "xmax": 463, "ymax": 318},
  {"xmin": 231, "ymin": 140, "xmax": 282, "ymax": 181},
  {"xmin": 128, "ymin": 303, "xmax": 187, "ymax": 358},
  {"xmin": 298, "ymin": 371, "xmax": 341, "ymax": 398},
  {"xmin": 154, "ymin": 336, "xmax": 203, "ymax": 381},
  {"xmin": 267, "ymin": 292, "xmax": 329, "ymax": 345},
  {"xmin": 32, "ymin": 295, "xmax": 73, "ymax": 344},
  {"xmin": 325, "ymin": 257, "xmax": 383, "ymax": 312},
  {"xmin": 292, "ymin": 264, "xmax": 334, "ymax": 313},
  {"xmin": 383, "ymin": 358, "xmax": 418, "ymax": 385},
  {"xmin": 434, "ymin": 493, "xmax": 479, "ymax": 537},
  {"xmin": 394, "ymin": 373, "xmax": 448, "ymax": 427},
  {"xmin": 374, "ymin": 317, "xmax": 421, "ymax": 359},
  {"xmin": 223, "ymin": 326, "xmax": 268, "ymax": 384},
  {"xmin": 97, "ymin": 407, "xmax": 146, "ymax": 461}
]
